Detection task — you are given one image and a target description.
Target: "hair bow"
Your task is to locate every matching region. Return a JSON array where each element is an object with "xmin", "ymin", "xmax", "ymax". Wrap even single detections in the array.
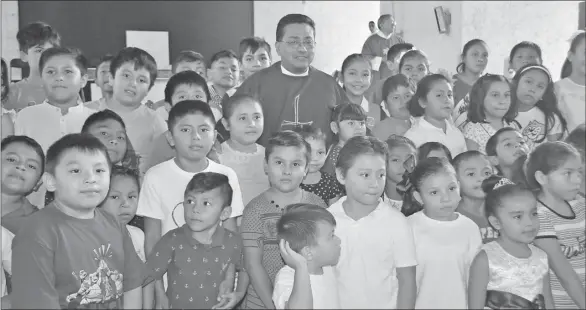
[{"xmin": 396, "ymin": 154, "xmax": 416, "ymax": 194}]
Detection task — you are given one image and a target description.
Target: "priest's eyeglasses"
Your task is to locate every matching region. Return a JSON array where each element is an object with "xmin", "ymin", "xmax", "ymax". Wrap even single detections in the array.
[{"xmin": 282, "ymin": 40, "xmax": 316, "ymax": 49}]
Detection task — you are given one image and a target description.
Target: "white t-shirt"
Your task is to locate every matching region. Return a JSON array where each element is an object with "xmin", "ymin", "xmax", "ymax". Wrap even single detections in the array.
[
  {"xmin": 329, "ymin": 196, "xmax": 417, "ymax": 309},
  {"xmin": 136, "ymin": 158, "xmax": 244, "ymax": 235},
  {"xmin": 272, "ymin": 265, "xmax": 340, "ymax": 309},
  {"xmin": 2, "ymin": 226, "xmax": 14, "ymax": 297},
  {"xmin": 408, "ymin": 211, "xmax": 482, "ymax": 309},
  {"xmin": 126, "ymin": 225, "xmax": 146, "ymax": 262},
  {"xmin": 404, "ymin": 117, "xmax": 468, "ymax": 157},
  {"xmin": 515, "ymin": 106, "xmax": 563, "ymax": 151},
  {"xmin": 555, "ymin": 78, "xmax": 585, "ymax": 132}
]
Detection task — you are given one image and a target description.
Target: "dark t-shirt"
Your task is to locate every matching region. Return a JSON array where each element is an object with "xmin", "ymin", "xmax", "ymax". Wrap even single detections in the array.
[
  {"xmin": 457, "ymin": 207, "xmax": 499, "ymax": 244},
  {"xmin": 11, "ymin": 203, "xmax": 145, "ymax": 309}
]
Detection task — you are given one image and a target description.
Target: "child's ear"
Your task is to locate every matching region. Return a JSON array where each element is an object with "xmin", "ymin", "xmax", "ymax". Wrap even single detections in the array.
[
  {"xmin": 335, "ymin": 167, "xmax": 346, "ymax": 185},
  {"xmin": 487, "ymin": 214, "xmax": 501, "ymax": 231},
  {"xmin": 330, "ymin": 122, "xmax": 339, "ymax": 135},
  {"xmin": 220, "ymin": 206, "xmax": 232, "ymax": 222},
  {"xmin": 221, "ymin": 118, "xmax": 230, "ymax": 132},
  {"xmin": 263, "ymin": 160, "xmax": 269, "ymax": 175},
  {"xmin": 417, "ymin": 97, "xmax": 426, "ymax": 109},
  {"xmin": 212, "ymin": 129, "xmax": 218, "ymax": 145},
  {"xmin": 20, "ymin": 50, "xmax": 29, "ymax": 63},
  {"xmin": 534, "ymin": 170, "xmax": 548, "ymax": 186},
  {"xmin": 413, "ymin": 190, "xmax": 424, "ymax": 205},
  {"xmin": 300, "ymin": 246, "xmax": 313, "ymax": 261},
  {"xmin": 43, "ymin": 173, "xmax": 57, "ymax": 192},
  {"xmin": 165, "ymin": 130, "xmax": 175, "ymax": 147}
]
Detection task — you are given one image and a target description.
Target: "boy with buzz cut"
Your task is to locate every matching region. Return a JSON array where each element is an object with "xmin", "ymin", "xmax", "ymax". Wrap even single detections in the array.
[
  {"xmin": 207, "ymin": 50, "xmax": 240, "ymax": 121},
  {"xmin": 5, "ymin": 21, "xmax": 61, "ymax": 112},
  {"xmin": 272, "ymin": 203, "xmax": 341, "ymax": 309},
  {"xmin": 143, "ymin": 172, "xmax": 249, "ymax": 309},
  {"xmin": 11, "ymin": 133, "xmax": 144, "ymax": 309}
]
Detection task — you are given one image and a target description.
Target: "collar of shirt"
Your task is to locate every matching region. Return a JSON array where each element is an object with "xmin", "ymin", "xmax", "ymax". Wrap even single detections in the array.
[
  {"xmin": 181, "ymin": 224, "xmax": 226, "ymax": 248},
  {"xmin": 360, "ymin": 97, "xmax": 370, "ymax": 113},
  {"xmin": 281, "ymin": 65, "xmax": 309, "ymax": 77},
  {"xmin": 417, "ymin": 116, "xmax": 454, "ymax": 133},
  {"xmin": 41, "ymin": 99, "xmax": 86, "ymax": 114},
  {"xmin": 329, "ymin": 196, "xmax": 385, "ymax": 222},
  {"xmin": 376, "ymin": 31, "xmax": 393, "ymax": 40}
]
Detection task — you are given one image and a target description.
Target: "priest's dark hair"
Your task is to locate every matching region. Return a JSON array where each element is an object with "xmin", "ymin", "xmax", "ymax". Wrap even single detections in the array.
[{"xmin": 276, "ymin": 14, "xmax": 316, "ymax": 42}]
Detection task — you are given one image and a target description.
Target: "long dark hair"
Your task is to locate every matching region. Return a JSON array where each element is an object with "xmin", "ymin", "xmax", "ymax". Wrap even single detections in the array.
[{"xmin": 561, "ymin": 31, "xmax": 585, "ymax": 79}]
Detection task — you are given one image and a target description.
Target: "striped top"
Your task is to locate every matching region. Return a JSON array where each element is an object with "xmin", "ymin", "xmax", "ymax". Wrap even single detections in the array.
[{"xmin": 535, "ymin": 194, "xmax": 585, "ymax": 309}]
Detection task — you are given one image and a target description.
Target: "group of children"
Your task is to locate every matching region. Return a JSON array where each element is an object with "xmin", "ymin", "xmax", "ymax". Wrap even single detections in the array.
[{"xmin": 0, "ymin": 13, "xmax": 584, "ymax": 310}]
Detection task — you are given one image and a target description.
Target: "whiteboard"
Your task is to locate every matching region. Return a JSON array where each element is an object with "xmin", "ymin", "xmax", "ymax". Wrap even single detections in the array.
[{"xmin": 125, "ymin": 30, "xmax": 171, "ymax": 70}]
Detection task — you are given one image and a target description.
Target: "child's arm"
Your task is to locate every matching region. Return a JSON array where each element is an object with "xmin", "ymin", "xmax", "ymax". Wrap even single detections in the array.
[
  {"xmin": 396, "ymin": 266, "xmax": 416, "ymax": 308},
  {"xmin": 467, "ymin": 250, "xmax": 489, "ymax": 309},
  {"xmin": 124, "ymin": 286, "xmax": 142, "ymax": 309},
  {"xmin": 225, "ymin": 168, "xmax": 245, "ymax": 232},
  {"xmin": 213, "ymin": 265, "xmax": 249, "ymax": 310},
  {"xmin": 121, "ymin": 225, "xmax": 146, "ymax": 309},
  {"xmin": 392, "ymin": 215, "xmax": 417, "ymax": 309},
  {"xmin": 534, "ymin": 238, "xmax": 585, "ymax": 308},
  {"xmin": 244, "ymin": 246, "xmax": 275, "ymax": 309},
  {"xmin": 542, "ymin": 272, "xmax": 555, "ymax": 310},
  {"xmin": 278, "ymin": 240, "xmax": 312, "ymax": 310},
  {"xmin": 143, "ymin": 233, "xmax": 175, "ymax": 310}
]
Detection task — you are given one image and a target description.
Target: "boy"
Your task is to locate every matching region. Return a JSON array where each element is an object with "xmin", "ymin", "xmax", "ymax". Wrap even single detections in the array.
[
  {"xmin": 485, "ymin": 127, "xmax": 530, "ymax": 184},
  {"xmin": 100, "ymin": 47, "xmax": 167, "ymax": 175},
  {"xmin": 11, "ymin": 133, "xmax": 144, "ymax": 309},
  {"xmin": 1, "ymin": 136, "xmax": 44, "ymax": 234},
  {"xmin": 238, "ymin": 37, "xmax": 272, "ymax": 83},
  {"xmin": 5, "ymin": 22, "xmax": 61, "ymax": 112},
  {"xmin": 143, "ymin": 172, "xmax": 248, "ymax": 309},
  {"xmin": 85, "ymin": 54, "xmax": 114, "ymax": 110},
  {"xmin": 207, "ymin": 50, "xmax": 240, "ymax": 119},
  {"xmin": 372, "ymin": 74, "xmax": 415, "ymax": 140},
  {"xmin": 272, "ymin": 203, "xmax": 341, "ymax": 309},
  {"xmin": 365, "ymin": 43, "xmax": 414, "ymax": 111}
]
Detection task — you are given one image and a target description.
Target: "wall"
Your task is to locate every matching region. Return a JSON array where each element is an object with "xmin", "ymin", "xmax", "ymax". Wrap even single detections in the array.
[
  {"xmin": 17, "ymin": 1, "xmax": 254, "ymax": 67},
  {"xmin": 254, "ymin": 1, "xmax": 380, "ymax": 75},
  {"xmin": 1, "ymin": 1, "xmax": 20, "ymax": 66}
]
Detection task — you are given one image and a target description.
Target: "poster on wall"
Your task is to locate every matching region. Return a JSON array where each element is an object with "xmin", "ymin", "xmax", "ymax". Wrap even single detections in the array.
[{"xmin": 126, "ymin": 30, "xmax": 171, "ymax": 70}]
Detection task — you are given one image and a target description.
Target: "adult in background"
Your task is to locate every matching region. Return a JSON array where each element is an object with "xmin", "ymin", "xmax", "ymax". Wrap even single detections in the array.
[
  {"xmin": 233, "ymin": 14, "xmax": 348, "ymax": 146},
  {"xmin": 362, "ymin": 14, "xmax": 405, "ymax": 83},
  {"xmin": 369, "ymin": 21, "xmax": 377, "ymax": 34}
]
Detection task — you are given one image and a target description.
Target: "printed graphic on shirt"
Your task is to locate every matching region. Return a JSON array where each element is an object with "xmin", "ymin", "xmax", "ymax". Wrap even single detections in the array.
[
  {"xmin": 261, "ymin": 213, "xmax": 281, "ymax": 246},
  {"xmin": 480, "ymin": 227, "xmax": 499, "ymax": 242},
  {"xmin": 521, "ymin": 120, "xmax": 545, "ymax": 150},
  {"xmin": 66, "ymin": 244, "xmax": 124, "ymax": 307},
  {"xmin": 560, "ymin": 236, "xmax": 586, "ymax": 259}
]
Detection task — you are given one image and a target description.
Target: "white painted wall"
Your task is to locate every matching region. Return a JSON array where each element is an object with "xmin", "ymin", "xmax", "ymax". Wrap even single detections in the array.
[
  {"xmin": 253, "ymin": 1, "xmax": 380, "ymax": 75},
  {"xmin": 1, "ymin": 1, "xmax": 20, "ymax": 72}
]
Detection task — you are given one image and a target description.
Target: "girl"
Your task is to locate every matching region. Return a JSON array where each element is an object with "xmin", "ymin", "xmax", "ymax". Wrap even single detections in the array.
[
  {"xmin": 241, "ymin": 130, "xmax": 327, "ymax": 309},
  {"xmin": 1, "ymin": 58, "xmax": 14, "ymax": 140},
  {"xmin": 417, "ymin": 141, "xmax": 452, "ymax": 162},
  {"xmin": 453, "ymin": 151, "xmax": 499, "ymax": 243},
  {"xmin": 372, "ymin": 74, "xmax": 415, "ymax": 140},
  {"xmin": 404, "ymin": 74, "xmax": 467, "ymax": 157},
  {"xmin": 460, "ymin": 74, "xmax": 520, "ymax": 154},
  {"xmin": 565, "ymin": 124, "xmax": 585, "ymax": 197},
  {"xmin": 485, "ymin": 127, "xmax": 530, "ymax": 185},
  {"xmin": 526, "ymin": 142, "xmax": 586, "ymax": 309},
  {"xmin": 556, "ymin": 31, "xmax": 585, "ymax": 132},
  {"xmin": 329, "ymin": 135, "xmax": 417, "ymax": 309},
  {"xmin": 296, "ymin": 126, "xmax": 343, "ymax": 205},
  {"xmin": 453, "ymin": 39, "xmax": 489, "ymax": 104},
  {"xmin": 513, "ymin": 64, "xmax": 567, "ymax": 150},
  {"xmin": 507, "ymin": 41, "xmax": 543, "ymax": 79},
  {"xmin": 406, "ymin": 157, "xmax": 482, "ymax": 308},
  {"xmin": 340, "ymin": 54, "xmax": 380, "ymax": 129},
  {"xmin": 219, "ymin": 94, "xmax": 270, "ymax": 206},
  {"xmin": 399, "ymin": 49, "xmax": 431, "ymax": 93},
  {"xmin": 468, "ymin": 176, "xmax": 553, "ymax": 309},
  {"xmin": 384, "ymin": 134, "xmax": 417, "ymax": 211},
  {"xmin": 322, "ymin": 103, "xmax": 367, "ymax": 177}
]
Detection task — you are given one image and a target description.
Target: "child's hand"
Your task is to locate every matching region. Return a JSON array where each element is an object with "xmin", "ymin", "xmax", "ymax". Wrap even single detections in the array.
[
  {"xmin": 279, "ymin": 239, "xmax": 307, "ymax": 270},
  {"xmin": 217, "ymin": 277, "xmax": 235, "ymax": 302},
  {"xmin": 212, "ymin": 291, "xmax": 246, "ymax": 309},
  {"xmin": 408, "ymin": 77, "xmax": 418, "ymax": 93}
]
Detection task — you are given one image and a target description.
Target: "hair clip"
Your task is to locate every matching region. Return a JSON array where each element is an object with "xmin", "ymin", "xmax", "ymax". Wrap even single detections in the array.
[{"xmin": 494, "ymin": 177, "xmax": 514, "ymax": 190}]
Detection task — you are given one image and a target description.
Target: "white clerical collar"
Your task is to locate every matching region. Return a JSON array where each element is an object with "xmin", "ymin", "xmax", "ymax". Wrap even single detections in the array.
[
  {"xmin": 281, "ymin": 65, "xmax": 309, "ymax": 77},
  {"xmin": 377, "ymin": 31, "xmax": 393, "ymax": 40}
]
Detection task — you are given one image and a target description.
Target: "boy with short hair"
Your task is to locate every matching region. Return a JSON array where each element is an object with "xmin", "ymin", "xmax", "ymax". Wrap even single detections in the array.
[
  {"xmin": 238, "ymin": 37, "xmax": 272, "ymax": 82},
  {"xmin": 85, "ymin": 54, "xmax": 115, "ymax": 110},
  {"xmin": 207, "ymin": 50, "xmax": 240, "ymax": 119},
  {"xmin": 272, "ymin": 203, "xmax": 341, "ymax": 309},
  {"xmin": 143, "ymin": 172, "xmax": 249, "ymax": 309},
  {"xmin": 11, "ymin": 133, "xmax": 144, "ymax": 309},
  {"xmin": 5, "ymin": 22, "xmax": 61, "ymax": 112}
]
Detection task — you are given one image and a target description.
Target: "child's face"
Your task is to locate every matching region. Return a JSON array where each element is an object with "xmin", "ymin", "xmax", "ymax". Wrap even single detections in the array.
[
  {"xmin": 102, "ymin": 175, "xmax": 139, "ymax": 225},
  {"xmin": 569, "ymin": 38, "xmax": 586, "ymax": 76},
  {"xmin": 265, "ymin": 146, "xmax": 308, "ymax": 193},
  {"xmin": 41, "ymin": 55, "xmax": 87, "ymax": 104},
  {"xmin": 400, "ymin": 56, "xmax": 429, "ymax": 84},
  {"xmin": 510, "ymin": 48, "xmax": 540, "ymax": 72},
  {"xmin": 490, "ymin": 192, "xmax": 539, "ymax": 244},
  {"xmin": 209, "ymin": 57, "xmax": 239, "ymax": 89},
  {"xmin": 306, "ymin": 138, "xmax": 327, "ymax": 173},
  {"xmin": 1, "ymin": 142, "xmax": 43, "ymax": 196},
  {"xmin": 341, "ymin": 60, "xmax": 372, "ymax": 97},
  {"xmin": 456, "ymin": 156, "xmax": 493, "ymax": 199},
  {"xmin": 241, "ymin": 48, "xmax": 271, "ymax": 78},
  {"xmin": 385, "ymin": 85, "xmax": 413, "ymax": 120},
  {"xmin": 169, "ymin": 113, "xmax": 216, "ymax": 162},
  {"xmin": 336, "ymin": 153, "xmax": 386, "ymax": 207},
  {"xmin": 463, "ymin": 44, "xmax": 488, "ymax": 74},
  {"xmin": 96, "ymin": 61, "xmax": 113, "ymax": 93},
  {"xmin": 426, "ymin": 149, "xmax": 450, "ymax": 161},
  {"xmin": 46, "ymin": 149, "xmax": 110, "ymax": 211},
  {"xmin": 540, "ymin": 155, "xmax": 583, "ymax": 201},
  {"xmin": 387, "ymin": 146, "xmax": 415, "ymax": 183},
  {"xmin": 334, "ymin": 119, "xmax": 367, "ymax": 143},
  {"xmin": 386, "ymin": 51, "xmax": 407, "ymax": 75},
  {"xmin": 420, "ymin": 81, "xmax": 454, "ymax": 120},
  {"xmin": 23, "ymin": 42, "xmax": 54, "ymax": 72},
  {"xmin": 308, "ymin": 221, "xmax": 341, "ymax": 267},
  {"xmin": 112, "ymin": 62, "xmax": 151, "ymax": 107},
  {"xmin": 86, "ymin": 119, "xmax": 127, "ymax": 165},
  {"xmin": 414, "ymin": 171, "xmax": 460, "ymax": 220},
  {"xmin": 483, "ymin": 81, "xmax": 511, "ymax": 119},
  {"xmin": 183, "ymin": 187, "xmax": 231, "ymax": 233},
  {"xmin": 170, "ymin": 84, "xmax": 208, "ymax": 106},
  {"xmin": 224, "ymin": 100, "xmax": 264, "ymax": 146},
  {"xmin": 516, "ymin": 69, "xmax": 548, "ymax": 107},
  {"xmin": 493, "ymin": 131, "xmax": 529, "ymax": 167},
  {"xmin": 175, "ymin": 61, "xmax": 207, "ymax": 77}
]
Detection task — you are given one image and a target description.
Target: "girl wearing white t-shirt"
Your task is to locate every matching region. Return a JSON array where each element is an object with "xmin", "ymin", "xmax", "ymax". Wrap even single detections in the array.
[
  {"xmin": 512, "ymin": 64, "xmax": 567, "ymax": 151},
  {"xmin": 404, "ymin": 157, "xmax": 482, "ymax": 308},
  {"xmin": 556, "ymin": 31, "xmax": 585, "ymax": 132},
  {"xmin": 404, "ymin": 74, "xmax": 467, "ymax": 157}
]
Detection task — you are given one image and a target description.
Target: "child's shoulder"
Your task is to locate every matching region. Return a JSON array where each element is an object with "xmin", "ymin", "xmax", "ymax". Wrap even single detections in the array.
[
  {"xmin": 208, "ymin": 158, "xmax": 238, "ymax": 176},
  {"xmin": 144, "ymin": 158, "xmax": 177, "ymax": 178},
  {"xmin": 302, "ymin": 190, "xmax": 328, "ymax": 207}
]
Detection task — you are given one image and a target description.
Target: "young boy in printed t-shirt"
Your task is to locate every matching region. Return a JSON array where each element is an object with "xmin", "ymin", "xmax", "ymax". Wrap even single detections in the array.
[
  {"xmin": 4, "ymin": 22, "xmax": 61, "ymax": 112},
  {"xmin": 10, "ymin": 133, "xmax": 144, "ymax": 309},
  {"xmin": 272, "ymin": 203, "xmax": 341, "ymax": 309}
]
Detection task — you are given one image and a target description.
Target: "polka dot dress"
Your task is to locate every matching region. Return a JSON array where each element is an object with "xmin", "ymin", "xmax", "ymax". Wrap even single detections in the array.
[{"xmin": 300, "ymin": 172, "xmax": 344, "ymax": 204}]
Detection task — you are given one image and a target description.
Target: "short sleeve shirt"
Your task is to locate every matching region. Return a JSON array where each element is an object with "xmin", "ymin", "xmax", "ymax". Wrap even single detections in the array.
[{"xmin": 300, "ymin": 172, "xmax": 343, "ymax": 204}]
